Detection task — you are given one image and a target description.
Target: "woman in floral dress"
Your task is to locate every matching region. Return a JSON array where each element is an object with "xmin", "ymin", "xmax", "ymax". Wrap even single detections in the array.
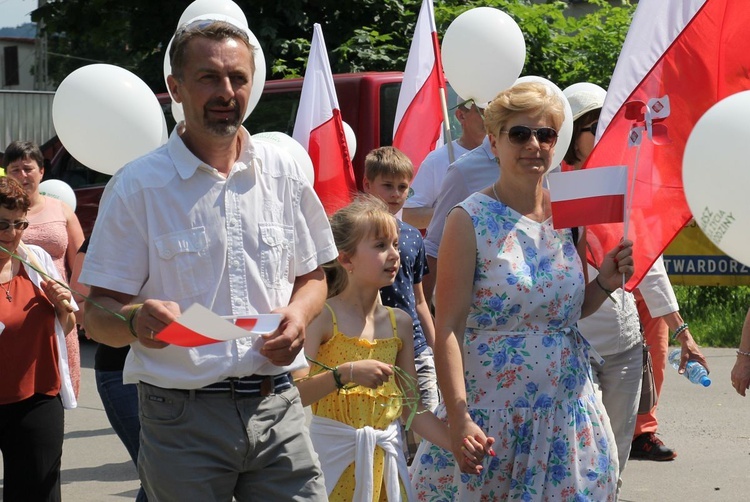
[{"xmin": 410, "ymin": 82, "xmax": 634, "ymax": 501}]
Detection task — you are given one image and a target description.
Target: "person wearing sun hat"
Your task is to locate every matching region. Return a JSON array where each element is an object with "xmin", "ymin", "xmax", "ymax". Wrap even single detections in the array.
[{"xmin": 563, "ymin": 83, "xmax": 709, "ymax": 469}]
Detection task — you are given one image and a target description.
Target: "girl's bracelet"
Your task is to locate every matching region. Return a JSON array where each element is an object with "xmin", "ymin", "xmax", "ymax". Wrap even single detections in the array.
[
  {"xmin": 737, "ymin": 349, "xmax": 750, "ymax": 358},
  {"xmin": 332, "ymin": 366, "xmax": 345, "ymax": 390},
  {"xmin": 349, "ymin": 362, "xmax": 354, "ymax": 385}
]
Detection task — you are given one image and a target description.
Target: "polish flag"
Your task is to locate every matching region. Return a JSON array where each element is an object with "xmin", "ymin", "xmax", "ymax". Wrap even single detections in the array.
[
  {"xmin": 392, "ymin": 0, "xmax": 446, "ymax": 172},
  {"xmin": 548, "ymin": 166, "xmax": 628, "ymax": 229},
  {"xmin": 292, "ymin": 24, "xmax": 356, "ymax": 215},
  {"xmin": 584, "ymin": 0, "xmax": 750, "ymax": 289}
]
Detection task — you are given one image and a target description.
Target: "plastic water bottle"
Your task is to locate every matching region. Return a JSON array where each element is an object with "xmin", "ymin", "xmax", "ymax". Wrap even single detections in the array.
[{"xmin": 668, "ymin": 349, "xmax": 711, "ymax": 387}]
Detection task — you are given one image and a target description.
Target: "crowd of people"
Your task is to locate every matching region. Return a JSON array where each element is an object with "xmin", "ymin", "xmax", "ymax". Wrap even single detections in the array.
[{"xmin": 1, "ymin": 15, "xmax": 747, "ymax": 502}]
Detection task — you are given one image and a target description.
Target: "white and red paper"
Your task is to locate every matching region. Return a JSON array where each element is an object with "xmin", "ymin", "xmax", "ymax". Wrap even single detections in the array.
[
  {"xmin": 548, "ymin": 166, "xmax": 628, "ymax": 229},
  {"xmin": 155, "ymin": 303, "xmax": 281, "ymax": 348}
]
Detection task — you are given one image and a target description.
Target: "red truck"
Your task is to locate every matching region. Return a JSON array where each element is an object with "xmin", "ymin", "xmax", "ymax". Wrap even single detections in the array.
[{"xmin": 45, "ymin": 71, "xmax": 406, "ymax": 237}]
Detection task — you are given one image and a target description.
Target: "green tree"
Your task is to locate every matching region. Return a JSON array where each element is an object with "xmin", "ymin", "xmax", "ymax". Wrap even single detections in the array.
[{"xmin": 34, "ymin": 0, "xmax": 635, "ymax": 92}]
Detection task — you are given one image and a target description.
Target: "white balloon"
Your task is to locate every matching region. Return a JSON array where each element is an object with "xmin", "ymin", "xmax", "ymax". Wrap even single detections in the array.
[
  {"xmin": 177, "ymin": 0, "xmax": 248, "ymax": 29},
  {"xmin": 253, "ymin": 132, "xmax": 315, "ymax": 185},
  {"xmin": 53, "ymin": 64, "xmax": 168, "ymax": 176},
  {"xmin": 683, "ymin": 90, "xmax": 750, "ymax": 267},
  {"xmin": 342, "ymin": 121, "xmax": 357, "ymax": 159},
  {"xmin": 39, "ymin": 179, "xmax": 77, "ymax": 211},
  {"xmin": 512, "ymin": 76, "xmax": 573, "ymax": 170},
  {"xmin": 442, "ymin": 7, "xmax": 526, "ymax": 105},
  {"xmin": 164, "ymin": 14, "xmax": 266, "ymax": 122}
]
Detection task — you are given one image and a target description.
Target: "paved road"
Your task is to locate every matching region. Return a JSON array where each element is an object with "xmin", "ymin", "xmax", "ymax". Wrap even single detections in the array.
[{"xmin": 2, "ymin": 343, "xmax": 748, "ymax": 501}]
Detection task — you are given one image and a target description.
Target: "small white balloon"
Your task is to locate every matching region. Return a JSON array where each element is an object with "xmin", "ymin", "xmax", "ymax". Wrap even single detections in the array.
[
  {"xmin": 342, "ymin": 121, "xmax": 357, "ymax": 159},
  {"xmin": 177, "ymin": 0, "xmax": 248, "ymax": 29},
  {"xmin": 512, "ymin": 76, "xmax": 573, "ymax": 170},
  {"xmin": 442, "ymin": 7, "xmax": 526, "ymax": 105},
  {"xmin": 39, "ymin": 179, "xmax": 77, "ymax": 211},
  {"xmin": 253, "ymin": 132, "xmax": 315, "ymax": 185},
  {"xmin": 53, "ymin": 64, "xmax": 167, "ymax": 176},
  {"xmin": 683, "ymin": 90, "xmax": 750, "ymax": 267},
  {"xmin": 164, "ymin": 13, "xmax": 266, "ymax": 121}
]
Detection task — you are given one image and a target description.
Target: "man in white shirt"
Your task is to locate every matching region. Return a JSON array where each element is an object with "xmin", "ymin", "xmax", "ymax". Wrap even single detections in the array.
[
  {"xmin": 81, "ymin": 20, "xmax": 333, "ymax": 501},
  {"xmin": 420, "ymin": 136, "xmax": 497, "ymax": 307},
  {"xmin": 402, "ymin": 97, "xmax": 486, "ymax": 230}
]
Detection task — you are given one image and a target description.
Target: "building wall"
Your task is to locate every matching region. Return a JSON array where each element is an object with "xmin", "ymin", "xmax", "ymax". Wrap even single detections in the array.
[{"xmin": 0, "ymin": 37, "xmax": 36, "ymax": 90}]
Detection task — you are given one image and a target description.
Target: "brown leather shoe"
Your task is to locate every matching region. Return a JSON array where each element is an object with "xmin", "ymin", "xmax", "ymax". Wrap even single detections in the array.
[{"xmin": 630, "ymin": 432, "xmax": 677, "ymax": 461}]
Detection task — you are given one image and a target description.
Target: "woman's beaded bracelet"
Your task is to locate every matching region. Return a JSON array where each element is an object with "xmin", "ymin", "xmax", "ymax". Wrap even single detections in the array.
[
  {"xmin": 672, "ymin": 322, "xmax": 689, "ymax": 340},
  {"xmin": 737, "ymin": 349, "xmax": 750, "ymax": 358},
  {"xmin": 127, "ymin": 303, "xmax": 144, "ymax": 339}
]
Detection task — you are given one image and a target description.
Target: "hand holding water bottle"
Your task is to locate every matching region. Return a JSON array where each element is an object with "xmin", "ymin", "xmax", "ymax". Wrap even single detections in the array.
[{"xmin": 668, "ymin": 348, "xmax": 711, "ymax": 387}]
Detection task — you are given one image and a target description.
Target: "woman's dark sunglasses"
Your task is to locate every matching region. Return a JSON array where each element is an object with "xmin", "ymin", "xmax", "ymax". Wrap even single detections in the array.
[
  {"xmin": 0, "ymin": 220, "xmax": 29, "ymax": 231},
  {"xmin": 581, "ymin": 121, "xmax": 598, "ymax": 135},
  {"xmin": 501, "ymin": 126, "xmax": 558, "ymax": 147}
]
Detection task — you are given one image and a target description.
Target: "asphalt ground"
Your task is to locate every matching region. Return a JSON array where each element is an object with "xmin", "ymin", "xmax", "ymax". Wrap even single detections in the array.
[{"xmin": 1, "ymin": 343, "xmax": 748, "ymax": 501}]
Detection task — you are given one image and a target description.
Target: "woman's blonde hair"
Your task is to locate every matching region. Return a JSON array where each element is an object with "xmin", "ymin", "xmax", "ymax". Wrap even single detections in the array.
[
  {"xmin": 325, "ymin": 194, "xmax": 398, "ymax": 297},
  {"xmin": 483, "ymin": 81, "xmax": 565, "ymax": 137}
]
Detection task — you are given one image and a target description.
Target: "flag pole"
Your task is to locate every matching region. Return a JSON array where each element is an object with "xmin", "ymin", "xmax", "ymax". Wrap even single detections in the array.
[
  {"xmin": 622, "ymin": 135, "xmax": 642, "ymax": 300},
  {"xmin": 428, "ymin": 0, "xmax": 454, "ymax": 164}
]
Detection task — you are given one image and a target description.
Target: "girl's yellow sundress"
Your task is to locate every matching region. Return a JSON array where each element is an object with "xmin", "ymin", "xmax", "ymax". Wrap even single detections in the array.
[{"xmin": 310, "ymin": 303, "xmax": 406, "ymax": 501}]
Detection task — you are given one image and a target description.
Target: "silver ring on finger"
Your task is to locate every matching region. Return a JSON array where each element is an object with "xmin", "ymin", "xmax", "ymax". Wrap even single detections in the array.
[{"xmin": 150, "ymin": 330, "xmax": 155, "ymax": 340}]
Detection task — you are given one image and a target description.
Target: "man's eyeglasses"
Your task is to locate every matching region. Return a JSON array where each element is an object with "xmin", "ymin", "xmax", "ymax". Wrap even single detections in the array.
[
  {"xmin": 581, "ymin": 121, "xmax": 598, "ymax": 135},
  {"xmin": 0, "ymin": 220, "xmax": 30, "ymax": 231},
  {"xmin": 500, "ymin": 126, "xmax": 559, "ymax": 147}
]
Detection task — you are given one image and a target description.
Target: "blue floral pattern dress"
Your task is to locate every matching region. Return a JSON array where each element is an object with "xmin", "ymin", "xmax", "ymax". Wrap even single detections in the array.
[{"xmin": 410, "ymin": 193, "xmax": 617, "ymax": 502}]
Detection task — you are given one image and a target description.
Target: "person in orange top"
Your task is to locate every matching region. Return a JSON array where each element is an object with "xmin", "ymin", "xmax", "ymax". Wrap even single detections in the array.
[
  {"xmin": 0, "ymin": 176, "xmax": 77, "ymax": 502},
  {"xmin": 4, "ymin": 141, "xmax": 85, "ymax": 398}
]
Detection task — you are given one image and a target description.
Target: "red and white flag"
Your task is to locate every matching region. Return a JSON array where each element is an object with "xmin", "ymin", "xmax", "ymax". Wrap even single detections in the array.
[
  {"xmin": 292, "ymin": 24, "xmax": 356, "ymax": 215},
  {"xmin": 584, "ymin": 0, "xmax": 750, "ymax": 289},
  {"xmin": 548, "ymin": 166, "xmax": 628, "ymax": 229},
  {"xmin": 392, "ymin": 0, "xmax": 446, "ymax": 172}
]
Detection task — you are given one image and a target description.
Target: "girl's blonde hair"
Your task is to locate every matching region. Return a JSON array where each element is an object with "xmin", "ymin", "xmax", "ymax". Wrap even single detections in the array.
[
  {"xmin": 483, "ymin": 81, "xmax": 565, "ymax": 137},
  {"xmin": 325, "ymin": 194, "xmax": 399, "ymax": 297}
]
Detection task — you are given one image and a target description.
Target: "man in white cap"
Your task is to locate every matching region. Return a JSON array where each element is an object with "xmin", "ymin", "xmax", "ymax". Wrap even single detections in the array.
[
  {"xmin": 402, "ymin": 96, "xmax": 486, "ymax": 230},
  {"xmin": 563, "ymin": 82, "xmax": 708, "ymax": 466}
]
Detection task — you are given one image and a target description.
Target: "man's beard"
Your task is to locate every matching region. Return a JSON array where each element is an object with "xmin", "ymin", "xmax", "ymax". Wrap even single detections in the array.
[{"xmin": 203, "ymin": 98, "xmax": 242, "ymax": 136}]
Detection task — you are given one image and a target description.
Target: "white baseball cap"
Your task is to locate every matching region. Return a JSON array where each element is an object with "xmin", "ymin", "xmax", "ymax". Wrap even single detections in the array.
[{"xmin": 563, "ymin": 82, "xmax": 607, "ymax": 121}]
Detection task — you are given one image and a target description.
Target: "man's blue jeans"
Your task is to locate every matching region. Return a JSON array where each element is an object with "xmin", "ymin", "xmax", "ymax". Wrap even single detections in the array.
[{"xmin": 95, "ymin": 370, "xmax": 147, "ymax": 502}]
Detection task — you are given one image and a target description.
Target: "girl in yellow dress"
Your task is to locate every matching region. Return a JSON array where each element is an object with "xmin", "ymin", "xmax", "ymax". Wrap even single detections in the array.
[{"xmin": 294, "ymin": 195, "xmax": 493, "ymax": 501}]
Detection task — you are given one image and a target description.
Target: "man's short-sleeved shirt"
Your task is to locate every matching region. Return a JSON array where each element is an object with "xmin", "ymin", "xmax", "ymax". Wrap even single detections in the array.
[
  {"xmin": 379, "ymin": 220, "xmax": 430, "ymax": 355},
  {"xmin": 403, "ymin": 140, "xmax": 470, "ymax": 210},
  {"xmin": 80, "ymin": 127, "xmax": 337, "ymax": 388},
  {"xmin": 423, "ymin": 137, "xmax": 497, "ymax": 258}
]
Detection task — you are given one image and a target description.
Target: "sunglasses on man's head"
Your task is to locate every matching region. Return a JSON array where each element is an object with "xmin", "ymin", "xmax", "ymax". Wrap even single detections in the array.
[
  {"xmin": 581, "ymin": 121, "xmax": 598, "ymax": 135},
  {"xmin": 500, "ymin": 126, "xmax": 559, "ymax": 147},
  {"xmin": 0, "ymin": 220, "xmax": 29, "ymax": 231}
]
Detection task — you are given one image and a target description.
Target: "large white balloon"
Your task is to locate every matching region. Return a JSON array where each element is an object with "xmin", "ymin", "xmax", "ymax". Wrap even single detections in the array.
[
  {"xmin": 683, "ymin": 90, "xmax": 750, "ymax": 267},
  {"xmin": 253, "ymin": 132, "xmax": 315, "ymax": 185},
  {"xmin": 442, "ymin": 7, "xmax": 526, "ymax": 106},
  {"xmin": 512, "ymin": 76, "xmax": 573, "ymax": 170},
  {"xmin": 39, "ymin": 180, "xmax": 76, "ymax": 211},
  {"xmin": 342, "ymin": 121, "xmax": 357, "ymax": 160},
  {"xmin": 164, "ymin": 13, "xmax": 266, "ymax": 123},
  {"xmin": 53, "ymin": 64, "xmax": 168, "ymax": 176},
  {"xmin": 177, "ymin": 0, "xmax": 248, "ymax": 29}
]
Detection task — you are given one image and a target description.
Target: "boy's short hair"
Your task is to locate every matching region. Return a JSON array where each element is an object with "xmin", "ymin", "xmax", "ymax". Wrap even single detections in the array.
[{"xmin": 364, "ymin": 146, "xmax": 414, "ymax": 182}]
